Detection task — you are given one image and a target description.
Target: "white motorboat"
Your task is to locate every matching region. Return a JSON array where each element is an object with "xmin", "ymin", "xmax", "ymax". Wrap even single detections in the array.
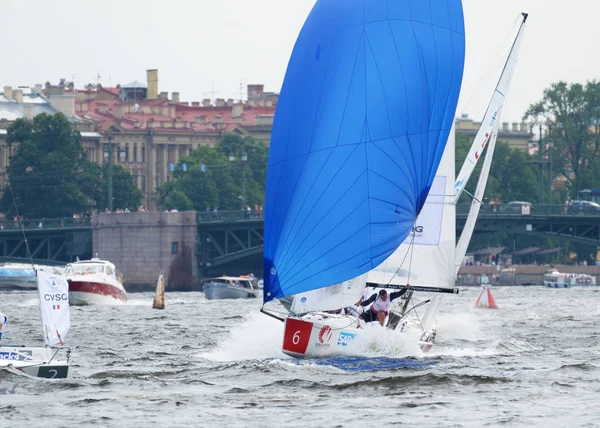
[
  {"xmin": 65, "ymin": 258, "xmax": 127, "ymax": 305},
  {"xmin": 0, "ymin": 269, "xmax": 72, "ymax": 378},
  {"xmin": 203, "ymin": 275, "xmax": 259, "ymax": 300},
  {"xmin": 544, "ymin": 269, "xmax": 597, "ymax": 288}
]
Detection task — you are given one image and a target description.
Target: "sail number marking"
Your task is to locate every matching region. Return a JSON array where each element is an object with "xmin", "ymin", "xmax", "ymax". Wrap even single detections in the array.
[{"xmin": 283, "ymin": 318, "xmax": 313, "ymax": 354}]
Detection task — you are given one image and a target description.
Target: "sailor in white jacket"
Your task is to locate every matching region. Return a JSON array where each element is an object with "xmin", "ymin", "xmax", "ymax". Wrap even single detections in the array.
[
  {"xmin": 356, "ymin": 286, "xmax": 410, "ymax": 326},
  {"xmin": 0, "ymin": 312, "xmax": 6, "ymax": 341}
]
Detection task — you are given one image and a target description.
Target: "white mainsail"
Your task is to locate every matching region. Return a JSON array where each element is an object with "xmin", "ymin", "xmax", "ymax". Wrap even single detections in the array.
[
  {"xmin": 454, "ymin": 13, "xmax": 528, "ymax": 203},
  {"xmin": 454, "ymin": 13, "xmax": 528, "ymax": 267},
  {"xmin": 37, "ymin": 269, "xmax": 70, "ymax": 346}
]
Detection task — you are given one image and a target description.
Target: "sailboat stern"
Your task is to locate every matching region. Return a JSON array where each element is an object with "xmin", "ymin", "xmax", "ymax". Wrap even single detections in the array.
[
  {"xmin": 17, "ymin": 361, "xmax": 70, "ymax": 379},
  {"xmin": 282, "ymin": 314, "xmax": 361, "ymax": 358}
]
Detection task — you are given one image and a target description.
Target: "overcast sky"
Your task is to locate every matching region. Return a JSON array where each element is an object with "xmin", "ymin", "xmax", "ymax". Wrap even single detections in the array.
[{"xmin": 3, "ymin": 0, "xmax": 599, "ymax": 124}]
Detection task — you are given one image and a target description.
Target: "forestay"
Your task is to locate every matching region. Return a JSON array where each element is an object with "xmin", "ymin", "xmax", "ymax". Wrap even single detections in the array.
[{"xmin": 263, "ymin": 0, "xmax": 466, "ymax": 303}]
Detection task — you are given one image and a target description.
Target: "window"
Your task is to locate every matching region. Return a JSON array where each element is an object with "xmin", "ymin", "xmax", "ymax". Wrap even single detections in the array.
[
  {"xmin": 141, "ymin": 175, "xmax": 146, "ymax": 192},
  {"xmin": 133, "ymin": 144, "xmax": 138, "ymax": 162},
  {"xmin": 141, "ymin": 146, "xmax": 146, "ymax": 163},
  {"xmin": 171, "ymin": 242, "xmax": 178, "ymax": 254}
]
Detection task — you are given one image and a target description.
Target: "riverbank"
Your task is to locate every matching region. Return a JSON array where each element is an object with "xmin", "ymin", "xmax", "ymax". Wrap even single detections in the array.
[{"xmin": 457, "ymin": 264, "xmax": 600, "ymax": 285}]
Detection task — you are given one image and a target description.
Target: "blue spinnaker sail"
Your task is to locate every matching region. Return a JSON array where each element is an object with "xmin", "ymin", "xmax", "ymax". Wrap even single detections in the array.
[{"xmin": 264, "ymin": 0, "xmax": 465, "ymax": 303}]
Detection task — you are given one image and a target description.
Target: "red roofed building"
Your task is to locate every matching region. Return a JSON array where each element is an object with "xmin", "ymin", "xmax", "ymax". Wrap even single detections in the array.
[{"xmin": 69, "ymin": 69, "xmax": 277, "ymax": 210}]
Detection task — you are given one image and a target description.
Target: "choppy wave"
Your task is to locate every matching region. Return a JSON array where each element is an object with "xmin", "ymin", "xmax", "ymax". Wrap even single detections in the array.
[{"xmin": 1, "ymin": 287, "xmax": 600, "ymax": 427}]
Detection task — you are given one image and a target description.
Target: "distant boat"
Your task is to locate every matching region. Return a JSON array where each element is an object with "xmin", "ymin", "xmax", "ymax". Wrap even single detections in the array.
[
  {"xmin": 0, "ymin": 263, "xmax": 66, "ymax": 290},
  {"xmin": 203, "ymin": 276, "xmax": 259, "ymax": 300},
  {"xmin": 0, "ymin": 269, "xmax": 71, "ymax": 378},
  {"xmin": 0, "ymin": 264, "xmax": 36, "ymax": 290},
  {"xmin": 153, "ymin": 269, "xmax": 165, "ymax": 309},
  {"xmin": 544, "ymin": 269, "xmax": 597, "ymax": 288},
  {"xmin": 65, "ymin": 258, "xmax": 127, "ymax": 305}
]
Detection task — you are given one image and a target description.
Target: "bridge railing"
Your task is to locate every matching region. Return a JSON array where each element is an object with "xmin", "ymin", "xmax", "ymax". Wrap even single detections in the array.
[
  {"xmin": 0, "ymin": 217, "xmax": 91, "ymax": 231},
  {"xmin": 197, "ymin": 210, "xmax": 263, "ymax": 223},
  {"xmin": 196, "ymin": 205, "xmax": 599, "ymax": 223},
  {"xmin": 457, "ymin": 204, "xmax": 600, "ymax": 217}
]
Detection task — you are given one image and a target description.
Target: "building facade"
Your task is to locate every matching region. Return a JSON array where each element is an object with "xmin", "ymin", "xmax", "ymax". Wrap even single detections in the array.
[
  {"xmin": 0, "ymin": 70, "xmax": 277, "ymax": 211},
  {"xmin": 2, "ymin": 72, "xmax": 536, "ymax": 212},
  {"xmin": 454, "ymin": 113, "xmax": 533, "ymax": 152}
]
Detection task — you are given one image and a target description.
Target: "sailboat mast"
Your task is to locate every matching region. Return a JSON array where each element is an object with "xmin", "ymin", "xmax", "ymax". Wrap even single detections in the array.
[{"xmin": 454, "ymin": 12, "xmax": 528, "ymax": 203}]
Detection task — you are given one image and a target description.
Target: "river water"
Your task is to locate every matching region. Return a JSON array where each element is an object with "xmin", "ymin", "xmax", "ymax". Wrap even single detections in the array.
[{"xmin": 1, "ymin": 286, "xmax": 599, "ymax": 427}]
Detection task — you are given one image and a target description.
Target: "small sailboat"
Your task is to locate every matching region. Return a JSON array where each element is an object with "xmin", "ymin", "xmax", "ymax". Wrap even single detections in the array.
[
  {"xmin": 0, "ymin": 269, "xmax": 71, "ymax": 378},
  {"xmin": 264, "ymin": 5, "xmax": 529, "ymax": 357},
  {"xmin": 153, "ymin": 269, "xmax": 165, "ymax": 310},
  {"xmin": 261, "ymin": 0, "xmax": 466, "ymax": 357}
]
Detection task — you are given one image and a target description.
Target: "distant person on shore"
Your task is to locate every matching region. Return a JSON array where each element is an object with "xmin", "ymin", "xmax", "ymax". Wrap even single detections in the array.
[{"xmin": 0, "ymin": 312, "xmax": 6, "ymax": 341}]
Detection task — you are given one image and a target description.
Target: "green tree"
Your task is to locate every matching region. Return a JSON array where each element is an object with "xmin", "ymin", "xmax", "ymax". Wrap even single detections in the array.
[
  {"xmin": 495, "ymin": 149, "xmax": 539, "ymax": 202},
  {"xmin": 524, "ymin": 80, "xmax": 600, "ymax": 196},
  {"xmin": 216, "ymin": 133, "xmax": 268, "ymax": 207},
  {"xmin": 456, "ymin": 135, "xmax": 539, "ymax": 205},
  {"xmin": 0, "ymin": 113, "xmax": 100, "ymax": 218},
  {"xmin": 96, "ymin": 164, "xmax": 144, "ymax": 212},
  {"xmin": 157, "ymin": 133, "xmax": 268, "ymax": 212}
]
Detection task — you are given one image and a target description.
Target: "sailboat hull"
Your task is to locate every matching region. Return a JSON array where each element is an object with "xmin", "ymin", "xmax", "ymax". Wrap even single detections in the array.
[{"xmin": 0, "ymin": 345, "xmax": 70, "ymax": 378}]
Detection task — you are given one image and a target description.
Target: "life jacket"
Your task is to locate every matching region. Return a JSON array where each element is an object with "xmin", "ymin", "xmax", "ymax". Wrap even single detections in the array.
[{"xmin": 370, "ymin": 296, "xmax": 391, "ymax": 314}]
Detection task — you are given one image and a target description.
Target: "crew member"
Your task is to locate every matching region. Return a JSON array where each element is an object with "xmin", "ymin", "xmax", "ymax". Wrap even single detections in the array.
[
  {"xmin": 0, "ymin": 312, "xmax": 6, "ymax": 341},
  {"xmin": 356, "ymin": 286, "xmax": 410, "ymax": 326}
]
